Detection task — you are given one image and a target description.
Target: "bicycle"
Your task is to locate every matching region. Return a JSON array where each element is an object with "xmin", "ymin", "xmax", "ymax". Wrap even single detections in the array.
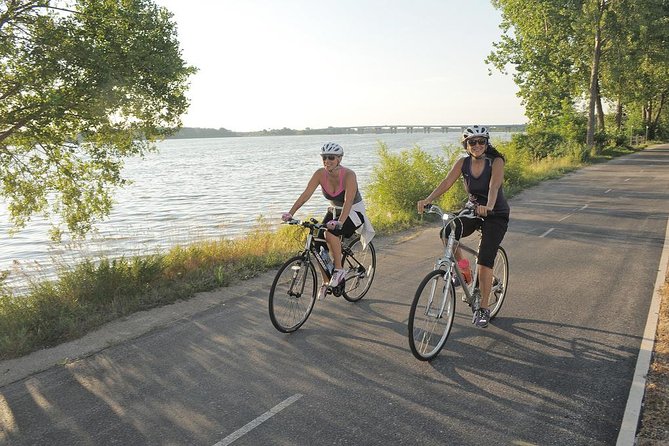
[
  {"xmin": 407, "ymin": 203, "xmax": 509, "ymax": 361},
  {"xmin": 268, "ymin": 218, "xmax": 377, "ymax": 333}
]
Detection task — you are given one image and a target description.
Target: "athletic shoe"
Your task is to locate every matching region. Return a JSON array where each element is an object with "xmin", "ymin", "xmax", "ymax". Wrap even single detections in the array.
[
  {"xmin": 329, "ymin": 268, "xmax": 346, "ymax": 287},
  {"xmin": 472, "ymin": 308, "xmax": 491, "ymax": 328},
  {"xmin": 318, "ymin": 284, "xmax": 328, "ymax": 300}
]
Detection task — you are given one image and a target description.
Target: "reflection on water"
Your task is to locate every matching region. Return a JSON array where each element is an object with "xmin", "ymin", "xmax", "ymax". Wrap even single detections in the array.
[{"xmin": 0, "ymin": 132, "xmax": 512, "ymax": 290}]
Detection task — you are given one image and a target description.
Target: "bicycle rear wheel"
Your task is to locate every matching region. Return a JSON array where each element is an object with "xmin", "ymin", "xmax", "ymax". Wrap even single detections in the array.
[
  {"xmin": 269, "ymin": 256, "xmax": 317, "ymax": 333},
  {"xmin": 488, "ymin": 246, "xmax": 509, "ymax": 319},
  {"xmin": 342, "ymin": 237, "xmax": 376, "ymax": 302},
  {"xmin": 408, "ymin": 269, "xmax": 456, "ymax": 361}
]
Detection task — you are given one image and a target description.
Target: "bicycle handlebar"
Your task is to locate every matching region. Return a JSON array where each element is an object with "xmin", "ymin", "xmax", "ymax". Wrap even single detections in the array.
[
  {"xmin": 285, "ymin": 218, "xmax": 323, "ymax": 229},
  {"xmin": 423, "ymin": 203, "xmax": 494, "ymax": 219}
]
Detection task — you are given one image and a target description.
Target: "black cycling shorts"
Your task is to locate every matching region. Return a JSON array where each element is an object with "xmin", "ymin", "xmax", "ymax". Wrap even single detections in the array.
[
  {"xmin": 440, "ymin": 214, "xmax": 508, "ymax": 268},
  {"xmin": 322, "ymin": 210, "xmax": 363, "ymax": 238},
  {"xmin": 314, "ymin": 210, "xmax": 363, "ymax": 252}
]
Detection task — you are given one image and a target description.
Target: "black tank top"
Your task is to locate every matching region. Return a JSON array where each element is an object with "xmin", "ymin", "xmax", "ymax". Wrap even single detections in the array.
[{"xmin": 461, "ymin": 156, "xmax": 510, "ymax": 216}]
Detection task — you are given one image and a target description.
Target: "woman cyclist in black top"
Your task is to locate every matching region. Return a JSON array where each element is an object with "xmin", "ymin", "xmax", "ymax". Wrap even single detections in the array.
[{"xmin": 417, "ymin": 125, "xmax": 510, "ymax": 328}]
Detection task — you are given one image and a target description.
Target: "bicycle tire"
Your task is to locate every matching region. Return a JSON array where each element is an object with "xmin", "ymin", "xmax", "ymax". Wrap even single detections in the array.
[
  {"xmin": 488, "ymin": 246, "xmax": 509, "ymax": 320},
  {"xmin": 408, "ymin": 269, "xmax": 456, "ymax": 361},
  {"xmin": 268, "ymin": 255, "xmax": 317, "ymax": 333},
  {"xmin": 342, "ymin": 237, "xmax": 376, "ymax": 302}
]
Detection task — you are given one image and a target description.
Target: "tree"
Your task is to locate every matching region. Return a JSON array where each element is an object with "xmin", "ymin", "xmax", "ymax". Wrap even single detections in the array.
[
  {"xmin": 489, "ymin": 0, "xmax": 669, "ymax": 153},
  {"xmin": 487, "ymin": 0, "xmax": 596, "ymax": 152},
  {"xmin": 0, "ymin": 0, "xmax": 196, "ymax": 239}
]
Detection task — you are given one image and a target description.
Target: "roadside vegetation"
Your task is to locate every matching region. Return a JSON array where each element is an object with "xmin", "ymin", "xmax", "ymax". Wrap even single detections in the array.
[{"xmin": 636, "ymin": 272, "xmax": 669, "ymax": 443}]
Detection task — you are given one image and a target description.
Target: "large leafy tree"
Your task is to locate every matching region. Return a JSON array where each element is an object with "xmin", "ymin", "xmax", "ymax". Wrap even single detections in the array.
[
  {"xmin": 487, "ymin": 0, "xmax": 588, "ymax": 133},
  {"xmin": 489, "ymin": 0, "xmax": 669, "ymax": 152},
  {"xmin": 0, "ymin": 0, "xmax": 195, "ymax": 238}
]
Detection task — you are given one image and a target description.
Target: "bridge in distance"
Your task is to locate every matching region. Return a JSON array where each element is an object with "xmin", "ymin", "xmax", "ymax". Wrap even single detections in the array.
[{"xmin": 308, "ymin": 124, "xmax": 526, "ymax": 134}]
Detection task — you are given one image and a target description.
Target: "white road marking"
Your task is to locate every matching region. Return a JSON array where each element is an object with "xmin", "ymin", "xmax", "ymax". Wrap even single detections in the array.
[
  {"xmin": 214, "ymin": 394, "xmax": 304, "ymax": 446},
  {"xmin": 616, "ymin": 216, "xmax": 669, "ymax": 445},
  {"xmin": 605, "ymin": 188, "xmax": 613, "ymax": 193},
  {"xmin": 560, "ymin": 204, "xmax": 588, "ymax": 222},
  {"xmin": 539, "ymin": 228, "xmax": 555, "ymax": 238},
  {"xmin": 624, "ymin": 178, "xmax": 631, "ymax": 182}
]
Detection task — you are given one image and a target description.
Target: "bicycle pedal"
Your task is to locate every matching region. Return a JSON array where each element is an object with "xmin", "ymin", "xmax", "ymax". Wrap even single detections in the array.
[{"xmin": 330, "ymin": 281, "xmax": 345, "ymax": 297}]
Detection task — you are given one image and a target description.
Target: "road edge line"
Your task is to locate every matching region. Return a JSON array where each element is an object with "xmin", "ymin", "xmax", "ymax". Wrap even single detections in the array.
[{"xmin": 616, "ymin": 215, "xmax": 669, "ymax": 445}]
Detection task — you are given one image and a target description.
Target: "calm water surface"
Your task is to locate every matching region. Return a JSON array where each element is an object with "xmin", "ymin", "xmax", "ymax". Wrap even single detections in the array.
[{"xmin": 1, "ymin": 132, "xmax": 512, "ymax": 289}]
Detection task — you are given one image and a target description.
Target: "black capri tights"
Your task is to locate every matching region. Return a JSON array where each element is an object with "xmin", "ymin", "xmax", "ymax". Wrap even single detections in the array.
[
  {"xmin": 314, "ymin": 210, "xmax": 364, "ymax": 251},
  {"xmin": 440, "ymin": 215, "xmax": 508, "ymax": 268}
]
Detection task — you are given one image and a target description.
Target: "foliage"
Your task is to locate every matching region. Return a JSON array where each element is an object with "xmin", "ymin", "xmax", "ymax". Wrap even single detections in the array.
[
  {"xmin": 488, "ymin": 0, "xmax": 669, "ymax": 152},
  {"xmin": 0, "ymin": 0, "xmax": 196, "ymax": 239},
  {"xmin": 365, "ymin": 143, "xmax": 465, "ymax": 231},
  {"xmin": 0, "ymin": 222, "xmax": 302, "ymax": 359}
]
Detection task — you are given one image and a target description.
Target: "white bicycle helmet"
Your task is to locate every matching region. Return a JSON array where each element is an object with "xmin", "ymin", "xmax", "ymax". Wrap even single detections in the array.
[
  {"xmin": 461, "ymin": 125, "xmax": 490, "ymax": 143},
  {"xmin": 320, "ymin": 142, "xmax": 344, "ymax": 156}
]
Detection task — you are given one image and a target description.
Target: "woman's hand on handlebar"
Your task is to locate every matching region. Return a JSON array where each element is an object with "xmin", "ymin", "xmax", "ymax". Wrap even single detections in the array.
[
  {"xmin": 476, "ymin": 205, "xmax": 493, "ymax": 217},
  {"xmin": 417, "ymin": 199, "xmax": 431, "ymax": 214},
  {"xmin": 326, "ymin": 220, "xmax": 341, "ymax": 231},
  {"xmin": 281, "ymin": 212, "xmax": 293, "ymax": 222}
]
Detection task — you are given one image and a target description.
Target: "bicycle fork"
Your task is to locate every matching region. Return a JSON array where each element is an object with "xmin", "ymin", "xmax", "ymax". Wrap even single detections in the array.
[
  {"xmin": 288, "ymin": 260, "xmax": 309, "ymax": 298},
  {"xmin": 424, "ymin": 272, "xmax": 451, "ymax": 319}
]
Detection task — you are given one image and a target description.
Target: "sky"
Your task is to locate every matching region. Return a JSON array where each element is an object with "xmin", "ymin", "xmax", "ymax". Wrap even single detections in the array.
[{"xmin": 154, "ymin": 0, "xmax": 527, "ymax": 132}]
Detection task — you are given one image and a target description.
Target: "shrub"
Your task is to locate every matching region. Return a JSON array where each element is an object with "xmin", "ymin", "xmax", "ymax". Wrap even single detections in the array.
[{"xmin": 365, "ymin": 143, "xmax": 470, "ymax": 231}]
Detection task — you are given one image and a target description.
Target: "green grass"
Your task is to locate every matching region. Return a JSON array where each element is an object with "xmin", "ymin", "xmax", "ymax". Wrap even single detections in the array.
[
  {"xmin": 0, "ymin": 140, "xmax": 649, "ymax": 360},
  {"xmin": 0, "ymin": 223, "xmax": 304, "ymax": 359}
]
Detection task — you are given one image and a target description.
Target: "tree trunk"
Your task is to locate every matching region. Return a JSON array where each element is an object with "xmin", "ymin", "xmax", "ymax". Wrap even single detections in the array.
[
  {"xmin": 596, "ymin": 79, "xmax": 605, "ymax": 133},
  {"xmin": 650, "ymin": 92, "xmax": 666, "ymax": 140},
  {"xmin": 646, "ymin": 101, "xmax": 653, "ymax": 140},
  {"xmin": 586, "ymin": 6, "xmax": 603, "ymax": 154},
  {"xmin": 615, "ymin": 99, "xmax": 623, "ymax": 132}
]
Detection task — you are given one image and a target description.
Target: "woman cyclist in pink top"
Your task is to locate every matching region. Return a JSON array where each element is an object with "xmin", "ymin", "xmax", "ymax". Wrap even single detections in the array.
[{"xmin": 282, "ymin": 142, "xmax": 374, "ymax": 299}]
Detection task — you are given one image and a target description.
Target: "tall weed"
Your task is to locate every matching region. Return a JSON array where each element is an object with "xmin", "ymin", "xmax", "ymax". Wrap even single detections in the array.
[{"xmin": 365, "ymin": 143, "xmax": 468, "ymax": 231}]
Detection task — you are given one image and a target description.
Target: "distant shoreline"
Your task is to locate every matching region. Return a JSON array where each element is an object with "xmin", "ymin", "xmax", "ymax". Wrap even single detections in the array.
[{"xmin": 167, "ymin": 124, "xmax": 527, "ymax": 139}]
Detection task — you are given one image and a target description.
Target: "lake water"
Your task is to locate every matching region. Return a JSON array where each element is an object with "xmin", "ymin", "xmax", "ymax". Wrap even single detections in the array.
[{"xmin": 0, "ymin": 131, "xmax": 513, "ymax": 290}]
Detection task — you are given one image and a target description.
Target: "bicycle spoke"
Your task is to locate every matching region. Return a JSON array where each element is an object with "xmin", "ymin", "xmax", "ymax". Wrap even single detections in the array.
[
  {"xmin": 269, "ymin": 257, "xmax": 317, "ymax": 333},
  {"xmin": 342, "ymin": 238, "xmax": 376, "ymax": 302},
  {"xmin": 408, "ymin": 270, "xmax": 456, "ymax": 360},
  {"xmin": 487, "ymin": 246, "xmax": 509, "ymax": 319}
]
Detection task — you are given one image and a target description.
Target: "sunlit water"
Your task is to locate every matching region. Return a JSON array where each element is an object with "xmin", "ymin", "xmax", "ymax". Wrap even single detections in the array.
[{"xmin": 1, "ymin": 131, "xmax": 513, "ymax": 291}]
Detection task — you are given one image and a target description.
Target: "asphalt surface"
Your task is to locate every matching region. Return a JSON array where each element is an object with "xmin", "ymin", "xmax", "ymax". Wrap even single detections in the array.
[{"xmin": 1, "ymin": 145, "xmax": 668, "ymax": 446}]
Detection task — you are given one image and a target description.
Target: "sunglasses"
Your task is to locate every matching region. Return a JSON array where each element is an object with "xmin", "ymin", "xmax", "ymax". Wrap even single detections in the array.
[
  {"xmin": 321, "ymin": 155, "xmax": 337, "ymax": 161},
  {"xmin": 467, "ymin": 138, "xmax": 487, "ymax": 147}
]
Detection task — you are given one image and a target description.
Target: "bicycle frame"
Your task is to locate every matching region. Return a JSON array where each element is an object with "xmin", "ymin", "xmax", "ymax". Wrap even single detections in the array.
[
  {"xmin": 429, "ymin": 206, "xmax": 483, "ymax": 311},
  {"xmin": 301, "ymin": 222, "xmax": 333, "ymax": 281}
]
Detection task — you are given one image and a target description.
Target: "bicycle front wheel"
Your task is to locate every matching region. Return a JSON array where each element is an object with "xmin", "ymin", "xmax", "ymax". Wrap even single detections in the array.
[
  {"xmin": 488, "ymin": 246, "xmax": 509, "ymax": 320},
  {"xmin": 408, "ymin": 269, "xmax": 456, "ymax": 361},
  {"xmin": 268, "ymin": 256, "xmax": 317, "ymax": 333},
  {"xmin": 342, "ymin": 238, "xmax": 376, "ymax": 302}
]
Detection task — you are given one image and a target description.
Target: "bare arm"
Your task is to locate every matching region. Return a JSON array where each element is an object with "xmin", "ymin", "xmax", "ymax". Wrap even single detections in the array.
[
  {"xmin": 287, "ymin": 169, "xmax": 322, "ymax": 216},
  {"xmin": 417, "ymin": 158, "xmax": 464, "ymax": 213}
]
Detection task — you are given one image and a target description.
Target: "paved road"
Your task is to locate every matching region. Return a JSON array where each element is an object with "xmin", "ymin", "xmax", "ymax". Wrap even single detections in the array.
[{"xmin": 1, "ymin": 146, "xmax": 668, "ymax": 445}]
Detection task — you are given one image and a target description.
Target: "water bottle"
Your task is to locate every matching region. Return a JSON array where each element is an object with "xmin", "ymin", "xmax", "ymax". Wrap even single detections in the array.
[
  {"xmin": 458, "ymin": 258, "xmax": 472, "ymax": 285},
  {"xmin": 319, "ymin": 246, "xmax": 334, "ymax": 274}
]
